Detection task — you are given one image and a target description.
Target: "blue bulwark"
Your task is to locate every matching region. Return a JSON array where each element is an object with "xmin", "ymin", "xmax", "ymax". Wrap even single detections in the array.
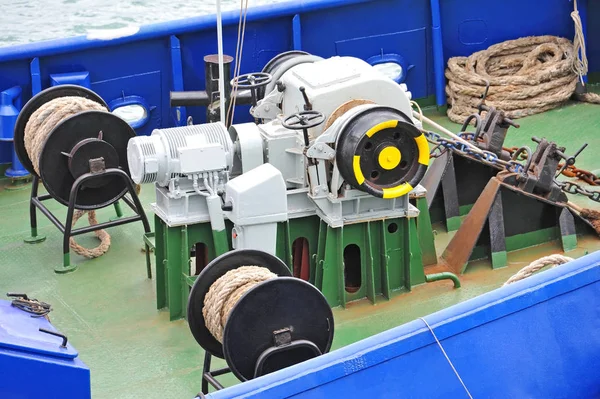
[
  {"xmin": 207, "ymin": 250, "xmax": 600, "ymax": 398},
  {"xmin": 0, "ymin": 299, "xmax": 91, "ymax": 398}
]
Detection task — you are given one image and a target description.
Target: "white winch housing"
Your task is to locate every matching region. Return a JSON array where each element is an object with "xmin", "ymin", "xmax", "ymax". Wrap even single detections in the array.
[
  {"xmin": 253, "ymin": 56, "xmax": 417, "ymax": 136},
  {"xmin": 126, "ymin": 54, "xmax": 427, "ymax": 244}
]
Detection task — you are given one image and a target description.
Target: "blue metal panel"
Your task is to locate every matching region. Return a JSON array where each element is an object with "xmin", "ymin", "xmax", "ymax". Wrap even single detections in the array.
[
  {"xmin": 0, "ymin": 299, "xmax": 90, "ymax": 398},
  {"xmin": 587, "ymin": 0, "xmax": 600, "ymax": 74},
  {"xmin": 206, "ymin": 250, "xmax": 600, "ymax": 398},
  {"xmin": 300, "ymin": 0, "xmax": 432, "ymax": 101},
  {"xmin": 0, "ymin": 85, "xmax": 28, "ymax": 177},
  {"xmin": 439, "ymin": 0, "xmax": 579, "ymax": 60},
  {"xmin": 50, "ymin": 71, "xmax": 91, "ymax": 88},
  {"xmin": 42, "ymin": 39, "xmax": 168, "ymax": 136}
]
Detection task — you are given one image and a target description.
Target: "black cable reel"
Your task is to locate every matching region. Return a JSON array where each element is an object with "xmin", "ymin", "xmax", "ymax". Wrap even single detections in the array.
[
  {"xmin": 13, "ymin": 85, "xmax": 151, "ymax": 273},
  {"xmin": 14, "ymin": 85, "xmax": 136, "ymax": 209},
  {"xmin": 187, "ymin": 249, "xmax": 334, "ymax": 392}
]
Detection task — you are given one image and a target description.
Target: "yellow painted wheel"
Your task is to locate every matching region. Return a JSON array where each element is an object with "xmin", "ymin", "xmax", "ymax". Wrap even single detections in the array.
[{"xmin": 336, "ymin": 107, "xmax": 429, "ymax": 199}]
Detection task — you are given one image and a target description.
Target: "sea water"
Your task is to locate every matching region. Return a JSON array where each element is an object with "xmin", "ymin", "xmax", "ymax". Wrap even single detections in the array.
[{"xmin": 0, "ymin": 0, "xmax": 286, "ymax": 48}]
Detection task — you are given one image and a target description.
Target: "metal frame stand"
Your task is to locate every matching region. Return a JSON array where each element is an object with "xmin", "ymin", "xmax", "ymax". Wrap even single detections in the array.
[
  {"xmin": 201, "ymin": 352, "xmax": 230, "ymax": 394},
  {"xmin": 24, "ymin": 168, "xmax": 152, "ymax": 274}
]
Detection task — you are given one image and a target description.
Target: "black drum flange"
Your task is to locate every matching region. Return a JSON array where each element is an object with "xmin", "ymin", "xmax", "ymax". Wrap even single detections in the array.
[
  {"xmin": 223, "ymin": 277, "xmax": 334, "ymax": 381},
  {"xmin": 336, "ymin": 106, "xmax": 430, "ymax": 199},
  {"xmin": 188, "ymin": 249, "xmax": 335, "ymax": 388},
  {"xmin": 39, "ymin": 110, "xmax": 136, "ymax": 210},
  {"xmin": 14, "ymin": 84, "xmax": 108, "ymax": 177},
  {"xmin": 187, "ymin": 249, "xmax": 292, "ymax": 359}
]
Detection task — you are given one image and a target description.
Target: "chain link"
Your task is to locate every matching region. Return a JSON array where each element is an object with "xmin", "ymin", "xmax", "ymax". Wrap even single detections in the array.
[
  {"xmin": 503, "ymin": 146, "xmax": 600, "ymax": 186},
  {"xmin": 425, "ymin": 131, "xmax": 600, "ymax": 203},
  {"xmin": 556, "ymin": 181, "xmax": 600, "ymax": 203}
]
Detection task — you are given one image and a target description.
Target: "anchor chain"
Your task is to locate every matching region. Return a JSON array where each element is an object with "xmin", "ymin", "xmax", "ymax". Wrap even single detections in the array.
[
  {"xmin": 424, "ymin": 131, "xmax": 600, "ymax": 203},
  {"xmin": 425, "ymin": 131, "xmax": 526, "ymax": 173},
  {"xmin": 503, "ymin": 146, "xmax": 600, "ymax": 186}
]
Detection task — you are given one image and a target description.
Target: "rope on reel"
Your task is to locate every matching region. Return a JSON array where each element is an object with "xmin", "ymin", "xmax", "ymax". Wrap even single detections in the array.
[
  {"xmin": 24, "ymin": 96, "xmax": 111, "ymax": 258},
  {"xmin": 188, "ymin": 249, "xmax": 334, "ymax": 384},
  {"xmin": 445, "ymin": 35, "xmax": 600, "ymax": 124},
  {"xmin": 203, "ymin": 266, "xmax": 277, "ymax": 343}
]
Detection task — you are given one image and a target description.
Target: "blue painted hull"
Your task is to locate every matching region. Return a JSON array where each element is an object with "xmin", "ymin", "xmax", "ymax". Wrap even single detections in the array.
[
  {"xmin": 1, "ymin": 1, "xmax": 599, "ymax": 396},
  {"xmin": 0, "ymin": 0, "xmax": 598, "ymax": 166},
  {"xmin": 206, "ymin": 250, "xmax": 600, "ymax": 398}
]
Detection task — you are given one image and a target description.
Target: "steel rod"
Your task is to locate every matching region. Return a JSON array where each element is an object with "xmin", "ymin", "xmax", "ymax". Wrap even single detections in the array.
[{"xmin": 32, "ymin": 198, "xmax": 66, "ymax": 233}]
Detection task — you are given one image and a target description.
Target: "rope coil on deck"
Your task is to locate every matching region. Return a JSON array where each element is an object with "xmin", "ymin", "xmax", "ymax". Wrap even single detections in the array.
[
  {"xmin": 202, "ymin": 266, "xmax": 277, "ymax": 342},
  {"xmin": 445, "ymin": 35, "xmax": 600, "ymax": 124},
  {"xmin": 24, "ymin": 96, "xmax": 112, "ymax": 258},
  {"xmin": 503, "ymin": 254, "xmax": 574, "ymax": 286}
]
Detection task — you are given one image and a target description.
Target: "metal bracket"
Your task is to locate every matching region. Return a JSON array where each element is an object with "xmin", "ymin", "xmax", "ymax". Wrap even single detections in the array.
[
  {"xmin": 273, "ymin": 327, "xmax": 293, "ymax": 346},
  {"xmin": 251, "ymin": 87, "xmax": 284, "ymax": 120},
  {"xmin": 306, "ymin": 142, "xmax": 335, "ymax": 160},
  {"xmin": 89, "ymin": 157, "xmax": 106, "ymax": 174}
]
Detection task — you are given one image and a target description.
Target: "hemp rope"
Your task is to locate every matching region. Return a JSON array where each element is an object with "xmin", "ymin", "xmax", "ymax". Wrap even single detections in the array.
[
  {"xmin": 24, "ymin": 96, "xmax": 112, "ymax": 259},
  {"xmin": 203, "ymin": 266, "xmax": 277, "ymax": 343},
  {"xmin": 503, "ymin": 254, "xmax": 574, "ymax": 286},
  {"xmin": 445, "ymin": 35, "xmax": 600, "ymax": 124}
]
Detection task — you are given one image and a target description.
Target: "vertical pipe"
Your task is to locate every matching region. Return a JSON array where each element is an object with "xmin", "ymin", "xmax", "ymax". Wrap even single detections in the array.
[
  {"xmin": 204, "ymin": 54, "xmax": 233, "ymax": 123},
  {"xmin": 30, "ymin": 58, "xmax": 41, "ymax": 95},
  {"xmin": 292, "ymin": 14, "xmax": 302, "ymax": 50},
  {"xmin": 430, "ymin": 0, "xmax": 446, "ymax": 107},
  {"xmin": 215, "ymin": 0, "xmax": 227, "ymax": 123},
  {"xmin": 170, "ymin": 35, "xmax": 187, "ymax": 126}
]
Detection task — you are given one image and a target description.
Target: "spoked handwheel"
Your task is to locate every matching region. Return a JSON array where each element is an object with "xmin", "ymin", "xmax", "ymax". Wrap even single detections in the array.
[
  {"xmin": 231, "ymin": 72, "xmax": 273, "ymax": 107},
  {"xmin": 282, "ymin": 110, "xmax": 325, "ymax": 147}
]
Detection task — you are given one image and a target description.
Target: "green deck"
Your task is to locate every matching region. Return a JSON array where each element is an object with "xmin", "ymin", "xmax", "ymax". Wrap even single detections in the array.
[{"xmin": 1, "ymin": 98, "xmax": 600, "ymax": 398}]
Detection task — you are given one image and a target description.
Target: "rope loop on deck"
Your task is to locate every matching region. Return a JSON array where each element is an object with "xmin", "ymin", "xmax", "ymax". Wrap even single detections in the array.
[
  {"xmin": 445, "ymin": 35, "xmax": 600, "ymax": 124},
  {"xmin": 503, "ymin": 254, "xmax": 574, "ymax": 286},
  {"xmin": 24, "ymin": 96, "xmax": 112, "ymax": 258},
  {"xmin": 202, "ymin": 266, "xmax": 277, "ymax": 342},
  {"xmin": 69, "ymin": 210, "xmax": 111, "ymax": 258}
]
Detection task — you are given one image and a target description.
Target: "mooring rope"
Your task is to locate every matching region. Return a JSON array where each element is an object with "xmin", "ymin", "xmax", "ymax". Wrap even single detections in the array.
[
  {"xmin": 203, "ymin": 266, "xmax": 277, "ymax": 342},
  {"xmin": 445, "ymin": 35, "xmax": 600, "ymax": 124},
  {"xmin": 503, "ymin": 254, "xmax": 574, "ymax": 286},
  {"xmin": 25, "ymin": 97, "xmax": 107, "ymax": 174},
  {"xmin": 419, "ymin": 317, "xmax": 473, "ymax": 399},
  {"xmin": 571, "ymin": 0, "xmax": 588, "ymax": 81},
  {"xmin": 24, "ymin": 96, "xmax": 112, "ymax": 259},
  {"xmin": 225, "ymin": 0, "xmax": 250, "ymax": 125}
]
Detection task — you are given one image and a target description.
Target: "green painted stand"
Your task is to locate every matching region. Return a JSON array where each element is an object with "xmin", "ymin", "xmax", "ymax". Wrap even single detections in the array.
[
  {"xmin": 24, "ymin": 227, "xmax": 46, "ymax": 244},
  {"xmin": 151, "ymin": 212, "xmax": 429, "ymax": 320},
  {"xmin": 413, "ymin": 196, "xmax": 437, "ymax": 266},
  {"xmin": 109, "ymin": 201, "xmax": 124, "ymax": 221},
  {"xmin": 56, "ymin": 254, "xmax": 78, "ymax": 274},
  {"xmin": 152, "ymin": 215, "xmax": 231, "ymax": 321},
  {"xmin": 314, "ymin": 217, "xmax": 425, "ymax": 308}
]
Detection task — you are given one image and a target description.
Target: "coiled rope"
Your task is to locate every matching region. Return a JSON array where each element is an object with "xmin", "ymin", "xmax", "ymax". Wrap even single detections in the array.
[
  {"xmin": 445, "ymin": 35, "xmax": 600, "ymax": 124},
  {"xmin": 503, "ymin": 254, "xmax": 573, "ymax": 286},
  {"xmin": 24, "ymin": 96, "xmax": 111, "ymax": 259},
  {"xmin": 202, "ymin": 266, "xmax": 277, "ymax": 342}
]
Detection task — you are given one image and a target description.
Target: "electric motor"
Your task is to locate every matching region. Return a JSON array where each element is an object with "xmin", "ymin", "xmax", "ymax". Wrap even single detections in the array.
[{"xmin": 127, "ymin": 122, "xmax": 234, "ymax": 186}]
